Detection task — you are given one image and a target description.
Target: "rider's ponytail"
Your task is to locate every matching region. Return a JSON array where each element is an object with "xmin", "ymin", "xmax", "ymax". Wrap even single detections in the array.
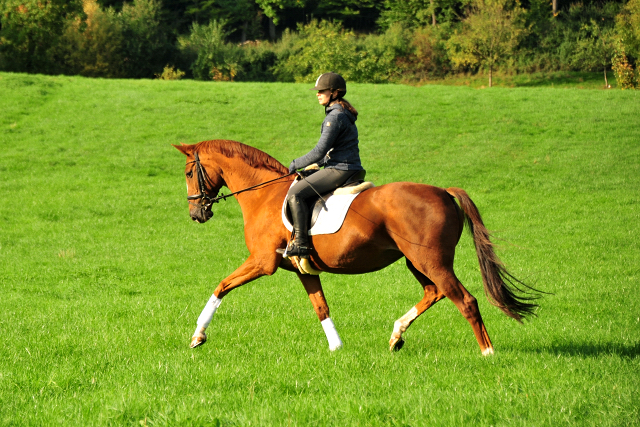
[{"xmin": 335, "ymin": 97, "xmax": 358, "ymax": 118}]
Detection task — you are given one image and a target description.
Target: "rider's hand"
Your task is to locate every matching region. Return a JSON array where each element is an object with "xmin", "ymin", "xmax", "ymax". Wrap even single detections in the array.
[{"xmin": 288, "ymin": 161, "xmax": 297, "ymax": 174}]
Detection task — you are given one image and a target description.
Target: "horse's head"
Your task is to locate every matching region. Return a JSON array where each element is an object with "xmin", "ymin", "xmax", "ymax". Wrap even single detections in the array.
[{"xmin": 173, "ymin": 143, "xmax": 224, "ymax": 223}]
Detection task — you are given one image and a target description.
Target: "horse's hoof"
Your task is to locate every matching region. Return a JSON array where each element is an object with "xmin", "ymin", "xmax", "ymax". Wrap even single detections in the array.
[
  {"xmin": 329, "ymin": 342, "xmax": 343, "ymax": 351},
  {"xmin": 389, "ymin": 337, "xmax": 405, "ymax": 352},
  {"xmin": 482, "ymin": 347, "xmax": 494, "ymax": 356},
  {"xmin": 190, "ymin": 333, "xmax": 207, "ymax": 348}
]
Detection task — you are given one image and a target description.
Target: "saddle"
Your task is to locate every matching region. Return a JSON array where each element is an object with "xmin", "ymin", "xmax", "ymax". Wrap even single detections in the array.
[{"xmin": 282, "ymin": 169, "xmax": 373, "ymax": 234}]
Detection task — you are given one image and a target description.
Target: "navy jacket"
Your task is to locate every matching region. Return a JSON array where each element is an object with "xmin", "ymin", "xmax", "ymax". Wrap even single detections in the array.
[{"xmin": 290, "ymin": 103, "xmax": 363, "ymax": 171}]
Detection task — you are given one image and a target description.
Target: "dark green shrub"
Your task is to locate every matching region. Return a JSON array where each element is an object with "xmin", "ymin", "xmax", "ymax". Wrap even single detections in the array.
[
  {"xmin": 0, "ymin": 0, "xmax": 84, "ymax": 73},
  {"xmin": 179, "ymin": 20, "xmax": 243, "ymax": 80},
  {"xmin": 117, "ymin": 0, "xmax": 173, "ymax": 78},
  {"xmin": 236, "ymin": 41, "xmax": 278, "ymax": 82},
  {"xmin": 55, "ymin": 0, "xmax": 125, "ymax": 78},
  {"xmin": 398, "ymin": 24, "xmax": 451, "ymax": 80},
  {"xmin": 356, "ymin": 24, "xmax": 412, "ymax": 83},
  {"xmin": 272, "ymin": 20, "xmax": 359, "ymax": 83}
]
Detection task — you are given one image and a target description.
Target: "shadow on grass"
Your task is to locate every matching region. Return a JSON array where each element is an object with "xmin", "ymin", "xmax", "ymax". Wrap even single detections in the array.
[{"xmin": 517, "ymin": 341, "xmax": 640, "ymax": 359}]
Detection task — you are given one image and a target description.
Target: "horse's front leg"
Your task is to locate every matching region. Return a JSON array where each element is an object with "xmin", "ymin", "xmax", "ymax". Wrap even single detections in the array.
[
  {"xmin": 191, "ymin": 255, "xmax": 276, "ymax": 348},
  {"xmin": 298, "ymin": 273, "xmax": 343, "ymax": 351}
]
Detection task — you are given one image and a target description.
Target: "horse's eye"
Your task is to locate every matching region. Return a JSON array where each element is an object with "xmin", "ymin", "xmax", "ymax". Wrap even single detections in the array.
[{"xmin": 186, "ymin": 171, "xmax": 193, "ymax": 178}]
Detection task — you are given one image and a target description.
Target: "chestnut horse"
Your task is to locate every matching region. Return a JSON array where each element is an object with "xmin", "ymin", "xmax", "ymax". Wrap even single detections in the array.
[{"xmin": 174, "ymin": 140, "xmax": 538, "ymax": 355}]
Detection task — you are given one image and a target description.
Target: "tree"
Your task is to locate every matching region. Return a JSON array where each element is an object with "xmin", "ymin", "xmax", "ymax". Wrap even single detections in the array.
[
  {"xmin": 273, "ymin": 20, "xmax": 358, "ymax": 82},
  {"xmin": 571, "ymin": 19, "xmax": 616, "ymax": 87},
  {"xmin": 0, "ymin": 0, "xmax": 84, "ymax": 73},
  {"xmin": 56, "ymin": 0, "xmax": 125, "ymax": 77},
  {"xmin": 118, "ymin": 0, "xmax": 173, "ymax": 78},
  {"xmin": 616, "ymin": 0, "xmax": 640, "ymax": 61},
  {"xmin": 377, "ymin": 0, "xmax": 470, "ymax": 30},
  {"xmin": 255, "ymin": 0, "xmax": 307, "ymax": 39},
  {"xmin": 446, "ymin": 0, "xmax": 526, "ymax": 87}
]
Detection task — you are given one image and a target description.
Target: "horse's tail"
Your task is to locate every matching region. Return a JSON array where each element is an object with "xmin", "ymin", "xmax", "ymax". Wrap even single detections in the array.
[{"xmin": 446, "ymin": 187, "xmax": 541, "ymax": 322}]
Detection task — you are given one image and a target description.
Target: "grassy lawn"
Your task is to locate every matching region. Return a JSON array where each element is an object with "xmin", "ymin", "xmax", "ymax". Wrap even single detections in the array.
[{"xmin": 0, "ymin": 72, "xmax": 638, "ymax": 426}]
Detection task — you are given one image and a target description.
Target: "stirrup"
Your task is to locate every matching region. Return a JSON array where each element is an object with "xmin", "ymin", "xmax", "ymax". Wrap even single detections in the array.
[{"xmin": 276, "ymin": 242, "xmax": 311, "ymax": 259}]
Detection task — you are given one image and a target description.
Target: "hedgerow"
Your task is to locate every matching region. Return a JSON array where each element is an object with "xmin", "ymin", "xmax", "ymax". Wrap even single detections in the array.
[{"xmin": 0, "ymin": 0, "xmax": 637, "ymax": 87}]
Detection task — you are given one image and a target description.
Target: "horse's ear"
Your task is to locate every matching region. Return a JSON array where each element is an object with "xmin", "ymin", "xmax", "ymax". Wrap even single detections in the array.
[{"xmin": 173, "ymin": 143, "xmax": 190, "ymax": 156}]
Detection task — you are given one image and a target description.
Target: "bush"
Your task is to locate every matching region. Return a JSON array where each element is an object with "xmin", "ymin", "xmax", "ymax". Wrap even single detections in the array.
[
  {"xmin": 616, "ymin": 0, "xmax": 640, "ymax": 63},
  {"xmin": 612, "ymin": 39, "xmax": 637, "ymax": 89},
  {"xmin": 397, "ymin": 24, "xmax": 451, "ymax": 80},
  {"xmin": 0, "ymin": 0, "xmax": 84, "ymax": 73},
  {"xmin": 272, "ymin": 20, "xmax": 413, "ymax": 83},
  {"xmin": 356, "ymin": 24, "xmax": 412, "ymax": 83},
  {"xmin": 54, "ymin": 0, "xmax": 171, "ymax": 78},
  {"xmin": 56, "ymin": 0, "xmax": 125, "ymax": 78},
  {"xmin": 155, "ymin": 65, "xmax": 186, "ymax": 80},
  {"xmin": 273, "ymin": 20, "xmax": 359, "ymax": 83},
  {"xmin": 179, "ymin": 20, "xmax": 244, "ymax": 81},
  {"xmin": 235, "ymin": 41, "xmax": 278, "ymax": 82},
  {"xmin": 118, "ymin": 0, "xmax": 173, "ymax": 78}
]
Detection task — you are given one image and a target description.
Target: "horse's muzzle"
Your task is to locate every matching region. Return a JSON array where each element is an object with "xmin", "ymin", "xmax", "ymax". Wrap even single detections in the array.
[{"xmin": 190, "ymin": 205, "xmax": 213, "ymax": 223}]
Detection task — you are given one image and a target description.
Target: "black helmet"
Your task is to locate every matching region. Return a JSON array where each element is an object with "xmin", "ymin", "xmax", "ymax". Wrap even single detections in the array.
[{"xmin": 311, "ymin": 72, "xmax": 347, "ymax": 96}]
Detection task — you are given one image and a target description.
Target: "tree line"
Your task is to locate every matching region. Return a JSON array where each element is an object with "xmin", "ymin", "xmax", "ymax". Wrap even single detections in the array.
[{"xmin": 1, "ymin": 0, "xmax": 638, "ymax": 87}]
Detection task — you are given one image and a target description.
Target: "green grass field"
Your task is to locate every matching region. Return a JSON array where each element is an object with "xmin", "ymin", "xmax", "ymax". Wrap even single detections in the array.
[{"xmin": 1, "ymin": 72, "xmax": 639, "ymax": 426}]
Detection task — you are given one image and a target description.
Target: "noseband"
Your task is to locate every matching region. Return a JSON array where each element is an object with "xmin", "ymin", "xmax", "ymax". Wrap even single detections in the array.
[{"xmin": 185, "ymin": 151, "xmax": 297, "ymax": 208}]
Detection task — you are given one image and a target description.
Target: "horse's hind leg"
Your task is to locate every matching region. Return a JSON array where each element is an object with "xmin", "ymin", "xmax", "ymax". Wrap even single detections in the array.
[
  {"xmin": 298, "ymin": 273, "xmax": 343, "ymax": 351},
  {"xmin": 389, "ymin": 260, "xmax": 446, "ymax": 351},
  {"xmin": 429, "ymin": 267, "xmax": 494, "ymax": 355}
]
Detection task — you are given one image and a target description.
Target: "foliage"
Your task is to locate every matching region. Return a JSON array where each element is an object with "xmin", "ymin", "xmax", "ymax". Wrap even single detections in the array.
[
  {"xmin": 612, "ymin": 38, "xmax": 638, "ymax": 89},
  {"xmin": 447, "ymin": 0, "xmax": 527, "ymax": 86},
  {"xmin": 616, "ymin": 0, "xmax": 640, "ymax": 61},
  {"xmin": 117, "ymin": 0, "xmax": 173, "ymax": 78},
  {"xmin": 570, "ymin": 19, "xmax": 617, "ymax": 87},
  {"xmin": 183, "ymin": 0, "xmax": 260, "ymax": 41},
  {"xmin": 273, "ymin": 20, "xmax": 359, "ymax": 82},
  {"xmin": 254, "ymin": 0, "xmax": 307, "ymax": 25},
  {"xmin": 53, "ymin": 0, "xmax": 172, "ymax": 78},
  {"xmin": 0, "ymin": 0, "xmax": 84, "ymax": 73},
  {"xmin": 235, "ymin": 41, "xmax": 278, "ymax": 82},
  {"xmin": 378, "ymin": 0, "xmax": 471, "ymax": 30},
  {"xmin": 55, "ymin": 0, "xmax": 125, "ymax": 78},
  {"xmin": 2, "ymin": 0, "xmax": 638, "ymax": 88},
  {"xmin": 178, "ymin": 19, "xmax": 243, "ymax": 80},
  {"xmin": 397, "ymin": 24, "xmax": 452, "ymax": 80},
  {"xmin": 155, "ymin": 65, "xmax": 186, "ymax": 79}
]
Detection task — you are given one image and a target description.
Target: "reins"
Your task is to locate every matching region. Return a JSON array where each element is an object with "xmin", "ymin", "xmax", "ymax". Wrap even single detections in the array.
[{"xmin": 186, "ymin": 151, "xmax": 296, "ymax": 207}]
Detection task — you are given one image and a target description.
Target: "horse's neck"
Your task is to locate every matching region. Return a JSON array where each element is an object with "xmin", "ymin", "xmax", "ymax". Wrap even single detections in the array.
[{"xmin": 220, "ymin": 157, "xmax": 285, "ymax": 195}]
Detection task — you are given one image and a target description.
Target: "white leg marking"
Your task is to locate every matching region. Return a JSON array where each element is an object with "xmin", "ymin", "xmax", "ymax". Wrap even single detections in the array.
[
  {"xmin": 321, "ymin": 317, "xmax": 343, "ymax": 351},
  {"xmin": 196, "ymin": 294, "xmax": 222, "ymax": 331},
  {"xmin": 482, "ymin": 347, "xmax": 495, "ymax": 356},
  {"xmin": 392, "ymin": 306, "xmax": 419, "ymax": 339}
]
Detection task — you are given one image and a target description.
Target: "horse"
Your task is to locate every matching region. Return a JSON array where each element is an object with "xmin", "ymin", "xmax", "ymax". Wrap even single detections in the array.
[{"xmin": 173, "ymin": 139, "xmax": 539, "ymax": 355}]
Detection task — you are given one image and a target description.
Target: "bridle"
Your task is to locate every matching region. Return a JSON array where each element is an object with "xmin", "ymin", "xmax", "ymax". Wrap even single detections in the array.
[
  {"xmin": 185, "ymin": 151, "xmax": 296, "ymax": 208},
  {"xmin": 186, "ymin": 152, "xmax": 218, "ymax": 208}
]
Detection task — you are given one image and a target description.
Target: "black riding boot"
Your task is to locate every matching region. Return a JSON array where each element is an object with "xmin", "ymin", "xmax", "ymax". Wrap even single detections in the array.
[{"xmin": 278, "ymin": 195, "xmax": 311, "ymax": 258}]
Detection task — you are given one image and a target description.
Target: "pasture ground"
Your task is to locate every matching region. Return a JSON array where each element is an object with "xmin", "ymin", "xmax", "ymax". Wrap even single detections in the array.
[{"xmin": 1, "ymin": 72, "xmax": 639, "ymax": 426}]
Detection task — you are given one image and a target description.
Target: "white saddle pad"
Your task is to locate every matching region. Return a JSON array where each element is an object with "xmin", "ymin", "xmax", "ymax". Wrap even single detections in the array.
[{"xmin": 281, "ymin": 181, "xmax": 373, "ymax": 236}]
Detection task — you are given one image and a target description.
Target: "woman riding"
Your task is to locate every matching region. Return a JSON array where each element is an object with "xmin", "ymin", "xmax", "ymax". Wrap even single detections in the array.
[{"xmin": 278, "ymin": 72, "xmax": 365, "ymax": 259}]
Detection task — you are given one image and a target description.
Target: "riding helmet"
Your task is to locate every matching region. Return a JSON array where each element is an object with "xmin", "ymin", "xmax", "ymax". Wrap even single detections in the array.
[{"xmin": 311, "ymin": 72, "xmax": 347, "ymax": 96}]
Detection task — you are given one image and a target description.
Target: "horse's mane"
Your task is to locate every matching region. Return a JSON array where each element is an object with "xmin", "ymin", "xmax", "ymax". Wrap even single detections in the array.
[{"xmin": 196, "ymin": 140, "xmax": 287, "ymax": 174}]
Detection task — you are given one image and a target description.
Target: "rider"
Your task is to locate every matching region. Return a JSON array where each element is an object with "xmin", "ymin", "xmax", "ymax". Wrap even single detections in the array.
[{"xmin": 278, "ymin": 72, "xmax": 365, "ymax": 259}]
